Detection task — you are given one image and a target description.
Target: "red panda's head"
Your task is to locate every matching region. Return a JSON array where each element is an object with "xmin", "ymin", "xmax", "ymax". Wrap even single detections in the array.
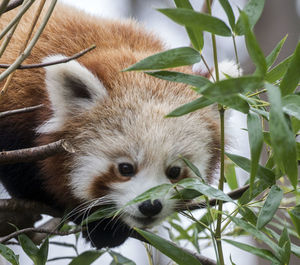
[{"xmin": 38, "ymin": 54, "xmax": 221, "ymax": 229}]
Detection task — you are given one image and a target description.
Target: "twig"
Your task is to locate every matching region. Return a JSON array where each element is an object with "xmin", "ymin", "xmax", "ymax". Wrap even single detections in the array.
[
  {"xmin": 0, "ymin": 0, "xmax": 57, "ymax": 83},
  {"xmin": 0, "ymin": 45, "xmax": 96, "ymax": 69},
  {"xmin": 0, "ymin": 0, "xmax": 10, "ymax": 15},
  {"xmin": 0, "ymin": 226, "xmax": 82, "ymax": 244},
  {"xmin": 0, "ymin": 0, "xmax": 35, "ymax": 41},
  {"xmin": 0, "ymin": 104, "xmax": 43, "ymax": 118},
  {"xmin": 3, "ymin": 0, "xmax": 24, "ymax": 13},
  {"xmin": 0, "ymin": 139, "xmax": 69, "ymax": 165},
  {"xmin": 1, "ymin": 0, "xmax": 47, "ymax": 95},
  {"xmin": 31, "ymin": 217, "xmax": 62, "ymax": 244}
]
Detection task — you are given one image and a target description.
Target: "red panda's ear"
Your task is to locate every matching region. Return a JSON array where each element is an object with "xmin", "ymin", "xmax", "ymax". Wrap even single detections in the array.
[{"xmin": 38, "ymin": 55, "xmax": 107, "ymax": 134}]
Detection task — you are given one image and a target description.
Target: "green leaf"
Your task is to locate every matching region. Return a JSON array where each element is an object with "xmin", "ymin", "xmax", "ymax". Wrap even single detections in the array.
[
  {"xmin": 280, "ymin": 42, "xmax": 300, "ymax": 96},
  {"xmin": 0, "ymin": 244, "xmax": 19, "ymax": 265},
  {"xmin": 282, "ymin": 94, "xmax": 300, "ymax": 120},
  {"xmin": 266, "ymin": 55, "xmax": 293, "ymax": 83},
  {"xmin": 219, "ymin": 0, "xmax": 235, "ymax": 30},
  {"xmin": 224, "ymin": 239, "xmax": 279, "ymax": 263},
  {"xmin": 240, "ymin": 12, "xmax": 267, "ymax": 75},
  {"xmin": 18, "ymin": 234, "xmax": 39, "ymax": 265},
  {"xmin": 80, "ymin": 206, "xmax": 116, "ymax": 225},
  {"xmin": 158, "ymin": 8, "xmax": 232, "ymax": 36},
  {"xmin": 225, "ymin": 162, "xmax": 238, "ymax": 190},
  {"xmin": 36, "ymin": 239, "xmax": 49, "ymax": 265},
  {"xmin": 225, "ymin": 152, "xmax": 275, "ymax": 184},
  {"xmin": 180, "ymin": 157, "xmax": 203, "ymax": 180},
  {"xmin": 123, "ymin": 47, "xmax": 200, "ymax": 71},
  {"xmin": 229, "ymin": 216, "xmax": 282, "ymax": 257},
  {"xmin": 202, "ymin": 76, "xmax": 263, "ymax": 96},
  {"xmin": 278, "ymin": 227, "xmax": 291, "ymax": 265},
  {"xmin": 247, "ymin": 112, "xmax": 263, "ymax": 195},
  {"xmin": 146, "ymin": 70, "xmax": 211, "ymax": 88},
  {"xmin": 124, "ymin": 184, "xmax": 172, "ymax": 207},
  {"xmin": 239, "ymin": 206, "xmax": 257, "ymax": 226},
  {"xmin": 134, "ymin": 228, "xmax": 201, "ymax": 265},
  {"xmin": 267, "ymin": 83, "xmax": 298, "ymax": 188},
  {"xmin": 257, "ymin": 185, "xmax": 283, "ymax": 229},
  {"xmin": 239, "ymin": 180, "xmax": 269, "ymax": 205},
  {"xmin": 200, "ymin": 76, "xmax": 263, "ymax": 113},
  {"xmin": 177, "ymin": 178, "xmax": 234, "ymax": 203},
  {"xmin": 109, "ymin": 251, "xmax": 136, "ymax": 265},
  {"xmin": 167, "ymin": 97, "xmax": 213, "ymax": 117},
  {"xmin": 289, "ymin": 205, "xmax": 300, "ymax": 237},
  {"xmin": 266, "ymin": 35, "xmax": 288, "ymax": 69},
  {"xmin": 174, "ymin": 0, "xmax": 204, "ymax": 50},
  {"xmin": 69, "ymin": 250, "xmax": 104, "ymax": 265},
  {"xmin": 235, "ymin": 0, "xmax": 265, "ymax": 35}
]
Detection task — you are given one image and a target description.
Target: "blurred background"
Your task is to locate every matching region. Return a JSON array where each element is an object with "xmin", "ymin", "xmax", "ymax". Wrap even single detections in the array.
[{"xmin": 0, "ymin": 0, "xmax": 299, "ymax": 264}]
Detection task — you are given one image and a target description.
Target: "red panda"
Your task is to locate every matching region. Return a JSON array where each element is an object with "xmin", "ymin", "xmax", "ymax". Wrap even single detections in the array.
[{"xmin": 0, "ymin": 2, "xmax": 233, "ymax": 248}]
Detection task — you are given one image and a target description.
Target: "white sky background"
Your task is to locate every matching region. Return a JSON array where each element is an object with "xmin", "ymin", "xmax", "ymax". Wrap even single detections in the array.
[{"xmin": 0, "ymin": 0, "xmax": 267, "ymax": 264}]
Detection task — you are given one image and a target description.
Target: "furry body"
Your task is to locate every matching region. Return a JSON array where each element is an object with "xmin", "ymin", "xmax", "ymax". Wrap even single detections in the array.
[{"xmin": 0, "ymin": 2, "xmax": 221, "ymax": 248}]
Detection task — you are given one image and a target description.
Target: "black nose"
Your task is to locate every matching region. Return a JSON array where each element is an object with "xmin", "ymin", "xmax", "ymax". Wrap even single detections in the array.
[{"xmin": 138, "ymin": 199, "xmax": 163, "ymax": 217}]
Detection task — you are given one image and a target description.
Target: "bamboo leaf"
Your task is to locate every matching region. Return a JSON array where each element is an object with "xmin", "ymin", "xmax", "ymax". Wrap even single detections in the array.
[
  {"xmin": 134, "ymin": 228, "xmax": 202, "ymax": 265},
  {"xmin": 265, "ymin": 55, "xmax": 292, "ymax": 83},
  {"xmin": 247, "ymin": 112, "xmax": 263, "ymax": 195},
  {"xmin": 225, "ymin": 152, "xmax": 275, "ymax": 184},
  {"xmin": 282, "ymin": 94, "xmax": 300, "ymax": 120},
  {"xmin": 36, "ymin": 239, "xmax": 49, "ymax": 265},
  {"xmin": 174, "ymin": 0, "xmax": 204, "ymax": 50},
  {"xmin": 225, "ymin": 162, "xmax": 238, "ymax": 190},
  {"xmin": 177, "ymin": 178, "xmax": 234, "ymax": 203},
  {"xmin": 257, "ymin": 185, "xmax": 283, "ymax": 229},
  {"xmin": 166, "ymin": 97, "xmax": 213, "ymax": 117},
  {"xmin": 0, "ymin": 244, "xmax": 19, "ymax": 265},
  {"xmin": 219, "ymin": 0, "xmax": 235, "ymax": 30},
  {"xmin": 69, "ymin": 250, "xmax": 104, "ymax": 265},
  {"xmin": 278, "ymin": 227, "xmax": 291, "ymax": 265},
  {"xmin": 235, "ymin": 0, "xmax": 265, "ymax": 35},
  {"xmin": 289, "ymin": 205, "xmax": 300, "ymax": 237},
  {"xmin": 267, "ymin": 83, "xmax": 298, "ymax": 188},
  {"xmin": 280, "ymin": 42, "xmax": 300, "ymax": 96},
  {"xmin": 266, "ymin": 35, "xmax": 288, "ymax": 69},
  {"xmin": 18, "ymin": 234, "xmax": 39, "ymax": 265},
  {"xmin": 229, "ymin": 216, "xmax": 282, "ymax": 257},
  {"xmin": 240, "ymin": 12, "xmax": 267, "ymax": 75},
  {"xmin": 109, "ymin": 251, "xmax": 136, "ymax": 265},
  {"xmin": 123, "ymin": 47, "xmax": 200, "ymax": 71},
  {"xmin": 224, "ymin": 239, "xmax": 279, "ymax": 263},
  {"xmin": 158, "ymin": 8, "xmax": 232, "ymax": 36},
  {"xmin": 146, "ymin": 70, "xmax": 211, "ymax": 88}
]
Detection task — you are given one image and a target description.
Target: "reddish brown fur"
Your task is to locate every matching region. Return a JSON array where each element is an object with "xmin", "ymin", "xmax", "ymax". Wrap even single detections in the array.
[{"xmin": 0, "ymin": 2, "xmax": 220, "ymax": 209}]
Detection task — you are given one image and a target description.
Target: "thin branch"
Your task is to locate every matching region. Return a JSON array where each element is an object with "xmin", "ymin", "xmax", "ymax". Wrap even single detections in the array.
[
  {"xmin": 0, "ymin": 0, "xmax": 57, "ymax": 83},
  {"xmin": 3, "ymin": 0, "xmax": 24, "ymax": 13},
  {"xmin": 0, "ymin": 139, "xmax": 70, "ymax": 165},
  {"xmin": 0, "ymin": 45, "xmax": 96, "ymax": 69},
  {"xmin": 0, "ymin": 104, "xmax": 43, "ymax": 118},
  {"xmin": 0, "ymin": 226, "xmax": 82, "ymax": 244}
]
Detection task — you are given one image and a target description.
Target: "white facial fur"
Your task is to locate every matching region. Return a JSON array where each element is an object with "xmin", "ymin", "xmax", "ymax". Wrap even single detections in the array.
[{"xmin": 39, "ymin": 57, "xmax": 237, "ymax": 229}]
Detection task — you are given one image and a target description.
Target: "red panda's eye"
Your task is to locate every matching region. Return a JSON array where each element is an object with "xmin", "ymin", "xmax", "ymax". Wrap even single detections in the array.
[
  {"xmin": 167, "ymin": 166, "xmax": 181, "ymax": 180},
  {"xmin": 118, "ymin": 163, "xmax": 135, "ymax": 177}
]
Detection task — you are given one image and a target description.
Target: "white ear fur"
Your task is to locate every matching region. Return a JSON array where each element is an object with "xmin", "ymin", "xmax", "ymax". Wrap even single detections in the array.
[{"xmin": 38, "ymin": 55, "xmax": 107, "ymax": 134}]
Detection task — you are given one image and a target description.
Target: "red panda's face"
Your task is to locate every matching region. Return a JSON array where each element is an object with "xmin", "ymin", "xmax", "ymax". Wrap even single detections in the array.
[{"xmin": 39, "ymin": 55, "xmax": 220, "ymax": 228}]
